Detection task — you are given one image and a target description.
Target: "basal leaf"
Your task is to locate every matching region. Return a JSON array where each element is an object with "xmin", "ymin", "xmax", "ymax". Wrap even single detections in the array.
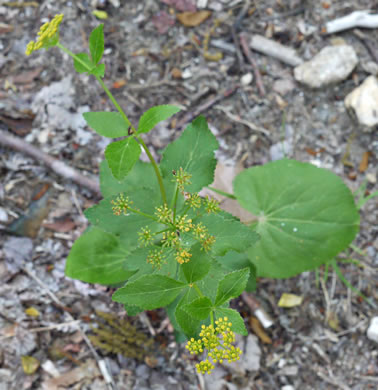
[
  {"xmin": 73, "ymin": 52, "xmax": 95, "ymax": 73},
  {"xmin": 83, "ymin": 112, "xmax": 129, "ymax": 138},
  {"xmin": 65, "ymin": 227, "xmax": 133, "ymax": 285},
  {"xmin": 105, "ymin": 138, "xmax": 141, "ymax": 181},
  {"xmin": 89, "ymin": 24, "xmax": 104, "ymax": 64},
  {"xmin": 200, "ymin": 210, "xmax": 258, "ymax": 256},
  {"xmin": 182, "ymin": 297, "xmax": 213, "ymax": 320},
  {"xmin": 214, "ymin": 268, "xmax": 250, "ymax": 306},
  {"xmin": 233, "ymin": 159, "xmax": 360, "ymax": 278},
  {"xmin": 160, "ymin": 116, "xmax": 219, "ymax": 194},
  {"xmin": 137, "ymin": 105, "xmax": 181, "ymax": 134},
  {"xmin": 181, "ymin": 243, "xmax": 211, "ymax": 283},
  {"xmin": 214, "ymin": 307, "xmax": 247, "ymax": 336},
  {"xmin": 112, "ymin": 275, "xmax": 186, "ymax": 310}
]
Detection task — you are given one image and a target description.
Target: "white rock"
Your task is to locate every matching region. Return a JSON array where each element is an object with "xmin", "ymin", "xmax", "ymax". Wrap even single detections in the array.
[
  {"xmin": 344, "ymin": 76, "xmax": 378, "ymax": 127},
  {"xmin": 281, "ymin": 386, "xmax": 295, "ymax": 390},
  {"xmin": 294, "ymin": 45, "xmax": 358, "ymax": 88},
  {"xmin": 241, "ymin": 72, "xmax": 253, "ymax": 86},
  {"xmin": 0, "ymin": 207, "xmax": 8, "ymax": 222},
  {"xmin": 367, "ymin": 316, "xmax": 378, "ymax": 343}
]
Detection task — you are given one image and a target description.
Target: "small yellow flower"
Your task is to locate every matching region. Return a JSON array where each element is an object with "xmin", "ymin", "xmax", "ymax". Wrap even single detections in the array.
[
  {"xmin": 25, "ymin": 14, "xmax": 64, "ymax": 56},
  {"xmin": 111, "ymin": 193, "xmax": 133, "ymax": 216},
  {"xmin": 138, "ymin": 227, "xmax": 153, "ymax": 247},
  {"xmin": 173, "ymin": 167, "xmax": 192, "ymax": 191},
  {"xmin": 175, "ymin": 248, "xmax": 192, "ymax": 264},
  {"xmin": 155, "ymin": 204, "xmax": 172, "ymax": 224},
  {"xmin": 146, "ymin": 249, "xmax": 166, "ymax": 269}
]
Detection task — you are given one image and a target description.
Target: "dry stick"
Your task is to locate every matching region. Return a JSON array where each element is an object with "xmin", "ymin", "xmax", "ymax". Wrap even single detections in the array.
[
  {"xmin": 175, "ymin": 85, "xmax": 239, "ymax": 130},
  {"xmin": 0, "ymin": 130, "xmax": 101, "ymax": 197},
  {"xmin": 22, "ymin": 266, "xmax": 117, "ymax": 390},
  {"xmin": 239, "ymin": 33, "xmax": 266, "ymax": 97},
  {"xmin": 241, "ymin": 292, "xmax": 274, "ymax": 329}
]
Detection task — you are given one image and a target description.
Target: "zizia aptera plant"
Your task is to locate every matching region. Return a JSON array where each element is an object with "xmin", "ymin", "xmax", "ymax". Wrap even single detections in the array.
[{"xmin": 26, "ymin": 16, "xmax": 360, "ymax": 374}]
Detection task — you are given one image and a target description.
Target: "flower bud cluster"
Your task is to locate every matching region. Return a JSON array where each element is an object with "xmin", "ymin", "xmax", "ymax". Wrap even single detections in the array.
[
  {"xmin": 26, "ymin": 14, "xmax": 63, "ymax": 55},
  {"xmin": 146, "ymin": 249, "xmax": 166, "ymax": 269},
  {"xmin": 185, "ymin": 317, "xmax": 242, "ymax": 374},
  {"xmin": 111, "ymin": 194, "xmax": 133, "ymax": 216},
  {"xmin": 174, "ymin": 167, "xmax": 192, "ymax": 191}
]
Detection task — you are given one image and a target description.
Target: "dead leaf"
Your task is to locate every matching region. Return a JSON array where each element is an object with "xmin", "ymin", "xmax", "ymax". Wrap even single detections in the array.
[
  {"xmin": 249, "ymin": 316, "xmax": 272, "ymax": 344},
  {"xmin": 162, "ymin": 0, "xmax": 197, "ymax": 12},
  {"xmin": 278, "ymin": 293, "xmax": 303, "ymax": 308},
  {"xmin": 25, "ymin": 307, "xmax": 40, "ymax": 317},
  {"xmin": 152, "ymin": 11, "xmax": 175, "ymax": 34},
  {"xmin": 21, "ymin": 355, "xmax": 40, "ymax": 375},
  {"xmin": 177, "ymin": 11, "xmax": 211, "ymax": 27},
  {"xmin": 171, "ymin": 67, "xmax": 182, "ymax": 79},
  {"xmin": 0, "ymin": 114, "xmax": 34, "ymax": 136},
  {"xmin": 43, "ymin": 217, "xmax": 76, "ymax": 233},
  {"xmin": 359, "ymin": 151, "xmax": 370, "ymax": 173}
]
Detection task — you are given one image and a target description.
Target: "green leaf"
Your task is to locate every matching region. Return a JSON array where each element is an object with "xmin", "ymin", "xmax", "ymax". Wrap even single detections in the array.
[
  {"xmin": 84, "ymin": 188, "xmax": 160, "ymax": 250},
  {"xmin": 65, "ymin": 227, "xmax": 133, "ymax": 285},
  {"xmin": 201, "ymin": 211, "xmax": 258, "ymax": 256},
  {"xmin": 89, "ymin": 63, "xmax": 105, "ymax": 78},
  {"xmin": 233, "ymin": 159, "xmax": 360, "ymax": 278},
  {"xmin": 214, "ymin": 308, "xmax": 247, "ymax": 336},
  {"xmin": 181, "ymin": 243, "xmax": 211, "ymax": 283},
  {"xmin": 83, "ymin": 112, "xmax": 129, "ymax": 138},
  {"xmin": 137, "ymin": 105, "xmax": 181, "ymax": 134},
  {"xmin": 160, "ymin": 116, "xmax": 219, "ymax": 194},
  {"xmin": 183, "ymin": 297, "xmax": 213, "ymax": 320},
  {"xmin": 73, "ymin": 52, "xmax": 95, "ymax": 73},
  {"xmin": 123, "ymin": 303, "xmax": 143, "ymax": 316},
  {"xmin": 216, "ymin": 251, "xmax": 257, "ymax": 292},
  {"xmin": 89, "ymin": 24, "xmax": 104, "ymax": 64},
  {"xmin": 112, "ymin": 275, "xmax": 186, "ymax": 310},
  {"xmin": 99, "ymin": 160, "xmax": 157, "ymax": 197},
  {"xmin": 197, "ymin": 259, "xmax": 227, "ymax": 302},
  {"xmin": 105, "ymin": 138, "xmax": 141, "ymax": 181},
  {"xmin": 215, "ymin": 268, "xmax": 250, "ymax": 306},
  {"xmin": 175, "ymin": 288, "xmax": 203, "ymax": 337}
]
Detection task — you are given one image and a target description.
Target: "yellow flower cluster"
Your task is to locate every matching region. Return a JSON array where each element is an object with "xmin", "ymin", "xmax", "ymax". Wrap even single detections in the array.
[
  {"xmin": 146, "ymin": 249, "xmax": 166, "ymax": 269},
  {"xmin": 155, "ymin": 204, "xmax": 173, "ymax": 224},
  {"xmin": 138, "ymin": 227, "xmax": 153, "ymax": 247},
  {"xmin": 175, "ymin": 248, "xmax": 192, "ymax": 264},
  {"xmin": 186, "ymin": 317, "xmax": 242, "ymax": 374},
  {"xmin": 111, "ymin": 194, "xmax": 133, "ymax": 216},
  {"xmin": 25, "ymin": 14, "xmax": 63, "ymax": 56},
  {"xmin": 174, "ymin": 167, "xmax": 192, "ymax": 191}
]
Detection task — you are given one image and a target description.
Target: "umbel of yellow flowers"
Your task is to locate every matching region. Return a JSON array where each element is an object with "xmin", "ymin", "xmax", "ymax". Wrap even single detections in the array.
[
  {"xmin": 186, "ymin": 317, "xmax": 242, "ymax": 374},
  {"xmin": 25, "ymin": 14, "xmax": 64, "ymax": 55}
]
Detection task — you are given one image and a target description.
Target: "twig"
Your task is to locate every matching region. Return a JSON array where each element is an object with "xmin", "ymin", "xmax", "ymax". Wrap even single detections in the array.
[
  {"xmin": 0, "ymin": 130, "xmax": 101, "ymax": 197},
  {"xmin": 250, "ymin": 34, "xmax": 303, "ymax": 67},
  {"xmin": 325, "ymin": 10, "xmax": 378, "ymax": 34},
  {"xmin": 239, "ymin": 33, "xmax": 266, "ymax": 96},
  {"xmin": 22, "ymin": 266, "xmax": 116, "ymax": 390},
  {"xmin": 241, "ymin": 292, "xmax": 274, "ymax": 329},
  {"xmin": 175, "ymin": 85, "xmax": 239, "ymax": 130},
  {"xmin": 125, "ymin": 79, "xmax": 177, "ymax": 91},
  {"xmin": 214, "ymin": 105, "xmax": 270, "ymax": 136},
  {"xmin": 231, "ymin": 26, "xmax": 245, "ymax": 72}
]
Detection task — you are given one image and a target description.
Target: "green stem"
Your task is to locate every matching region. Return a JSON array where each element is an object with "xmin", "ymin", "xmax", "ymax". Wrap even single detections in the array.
[
  {"xmin": 57, "ymin": 42, "xmax": 167, "ymax": 205},
  {"xmin": 128, "ymin": 207, "xmax": 158, "ymax": 221},
  {"xmin": 207, "ymin": 186, "xmax": 236, "ymax": 200},
  {"xmin": 172, "ymin": 185, "xmax": 179, "ymax": 223},
  {"xmin": 210, "ymin": 311, "xmax": 214, "ymax": 327},
  {"xmin": 193, "ymin": 283, "xmax": 204, "ymax": 297}
]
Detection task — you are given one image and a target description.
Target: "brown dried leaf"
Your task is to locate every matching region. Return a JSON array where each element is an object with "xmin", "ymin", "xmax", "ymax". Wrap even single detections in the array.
[
  {"xmin": 177, "ymin": 11, "xmax": 211, "ymax": 27},
  {"xmin": 249, "ymin": 316, "xmax": 272, "ymax": 344},
  {"xmin": 359, "ymin": 151, "xmax": 370, "ymax": 173}
]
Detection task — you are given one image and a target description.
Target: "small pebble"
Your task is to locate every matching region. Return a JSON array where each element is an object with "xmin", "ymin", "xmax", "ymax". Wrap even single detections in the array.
[
  {"xmin": 241, "ymin": 72, "xmax": 253, "ymax": 86},
  {"xmin": 367, "ymin": 317, "xmax": 378, "ymax": 343}
]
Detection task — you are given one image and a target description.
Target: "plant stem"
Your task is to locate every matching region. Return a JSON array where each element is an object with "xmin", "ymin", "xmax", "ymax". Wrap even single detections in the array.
[
  {"xmin": 193, "ymin": 283, "xmax": 204, "ymax": 297},
  {"xmin": 207, "ymin": 186, "xmax": 236, "ymax": 200},
  {"xmin": 210, "ymin": 311, "xmax": 214, "ymax": 327},
  {"xmin": 172, "ymin": 185, "xmax": 179, "ymax": 223},
  {"xmin": 57, "ymin": 42, "xmax": 167, "ymax": 205},
  {"xmin": 128, "ymin": 207, "xmax": 158, "ymax": 221}
]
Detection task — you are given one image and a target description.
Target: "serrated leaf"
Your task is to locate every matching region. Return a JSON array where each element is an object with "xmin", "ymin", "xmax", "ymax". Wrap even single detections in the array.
[
  {"xmin": 65, "ymin": 227, "xmax": 134, "ymax": 285},
  {"xmin": 89, "ymin": 24, "xmax": 104, "ymax": 64},
  {"xmin": 216, "ymin": 250, "xmax": 257, "ymax": 292},
  {"xmin": 83, "ymin": 112, "xmax": 129, "ymax": 138},
  {"xmin": 182, "ymin": 297, "xmax": 213, "ymax": 320},
  {"xmin": 214, "ymin": 307, "xmax": 247, "ymax": 336},
  {"xmin": 89, "ymin": 63, "xmax": 105, "ymax": 78},
  {"xmin": 105, "ymin": 138, "xmax": 141, "ymax": 181},
  {"xmin": 233, "ymin": 159, "xmax": 360, "ymax": 278},
  {"xmin": 73, "ymin": 52, "xmax": 95, "ymax": 73},
  {"xmin": 197, "ymin": 259, "xmax": 227, "ymax": 301},
  {"xmin": 160, "ymin": 116, "xmax": 219, "ymax": 194},
  {"xmin": 181, "ymin": 243, "xmax": 211, "ymax": 283},
  {"xmin": 99, "ymin": 160, "xmax": 157, "ymax": 198},
  {"xmin": 201, "ymin": 210, "xmax": 258, "ymax": 256},
  {"xmin": 175, "ymin": 288, "xmax": 203, "ymax": 337},
  {"xmin": 112, "ymin": 275, "xmax": 186, "ymax": 310},
  {"xmin": 137, "ymin": 105, "xmax": 181, "ymax": 134},
  {"xmin": 215, "ymin": 268, "xmax": 249, "ymax": 306}
]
